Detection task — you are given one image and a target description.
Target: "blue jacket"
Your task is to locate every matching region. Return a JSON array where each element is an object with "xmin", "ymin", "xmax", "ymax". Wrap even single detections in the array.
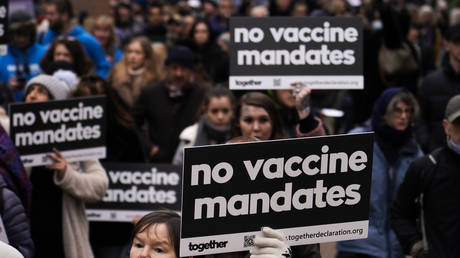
[
  {"xmin": 41, "ymin": 25, "xmax": 110, "ymax": 78},
  {"xmin": 113, "ymin": 47, "xmax": 123, "ymax": 67},
  {"xmin": 0, "ymin": 43, "xmax": 46, "ymax": 100},
  {"xmin": 337, "ymin": 126, "xmax": 423, "ymax": 258}
]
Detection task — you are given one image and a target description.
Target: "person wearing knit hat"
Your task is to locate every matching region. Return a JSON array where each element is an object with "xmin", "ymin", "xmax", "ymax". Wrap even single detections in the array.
[
  {"xmin": 164, "ymin": 45, "xmax": 196, "ymax": 70},
  {"xmin": 23, "ymin": 73, "xmax": 108, "ymax": 258},
  {"xmin": 337, "ymin": 88, "xmax": 423, "ymax": 258},
  {"xmin": 133, "ymin": 45, "xmax": 206, "ymax": 163},
  {"xmin": 24, "ymin": 74, "xmax": 69, "ymax": 102}
]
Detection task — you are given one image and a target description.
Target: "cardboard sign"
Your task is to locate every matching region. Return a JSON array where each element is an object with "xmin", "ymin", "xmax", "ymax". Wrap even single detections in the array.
[
  {"xmin": 86, "ymin": 163, "xmax": 182, "ymax": 222},
  {"xmin": 229, "ymin": 17, "xmax": 363, "ymax": 90},
  {"xmin": 180, "ymin": 133, "xmax": 373, "ymax": 256},
  {"xmin": 9, "ymin": 96, "xmax": 106, "ymax": 167},
  {"xmin": 0, "ymin": 0, "xmax": 7, "ymax": 55}
]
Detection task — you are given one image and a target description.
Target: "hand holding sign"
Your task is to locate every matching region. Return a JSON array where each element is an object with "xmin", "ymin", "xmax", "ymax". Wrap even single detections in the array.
[
  {"xmin": 48, "ymin": 148, "xmax": 67, "ymax": 179},
  {"xmin": 292, "ymin": 82, "xmax": 311, "ymax": 119},
  {"xmin": 250, "ymin": 227, "xmax": 291, "ymax": 258}
]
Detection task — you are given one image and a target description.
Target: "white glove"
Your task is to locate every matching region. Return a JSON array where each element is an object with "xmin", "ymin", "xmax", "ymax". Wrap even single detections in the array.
[{"xmin": 250, "ymin": 227, "xmax": 292, "ymax": 258}]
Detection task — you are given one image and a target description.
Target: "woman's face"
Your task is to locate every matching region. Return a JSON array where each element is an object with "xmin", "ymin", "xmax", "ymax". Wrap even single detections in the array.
[
  {"xmin": 389, "ymin": 101, "xmax": 411, "ymax": 131},
  {"xmin": 126, "ymin": 41, "xmax": 146, "ymax": 70},
  {"xmin": 93, "ymin": 26, "xmax": 111, "ymax": 47},
  {"xmin": 206, "ymin": 96, "xmax": 233, "ymax": 129},
  {"xmin": 130, "ymin": 223, "xmax": 176, "ymax": 258},
  {"xmin": 239, "ymin": 104, "xmax": 273, "ymax": 140},
  {"xmin": 194, "ymin": 22, "xmax": 210, "ymax": 46},
  {"xmin": 25, "ymin": 84, "xmax": 50, "ymax": 103},
  {"xmin": 54, "ymin": 43, "xmax": 73, "ymax": 63}
]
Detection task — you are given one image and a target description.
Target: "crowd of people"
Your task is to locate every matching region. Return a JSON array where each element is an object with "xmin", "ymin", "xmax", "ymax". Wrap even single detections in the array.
[{"xmin": 0, "ymin": 0, "xmax": 458, "ymax": 257}]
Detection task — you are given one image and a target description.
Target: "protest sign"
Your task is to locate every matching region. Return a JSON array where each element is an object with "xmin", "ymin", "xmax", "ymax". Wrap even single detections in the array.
[
  {"xmin": 0, "ymin": 0, "xmax": 7, "ymax": 56},
  {"xmin": 180, "ymin": 133, "xmax": 373, "ymax": 256},
  {"xmin": 86, "ymin": 162, "xmax": 182, "ymax": 222},
  {"xmin": 9, "ymin": 96, "xmax": 106, "ymax": 167},
  {"xmin": 229, "ymin": 17, "xmax": 363, "ymax": 90}
]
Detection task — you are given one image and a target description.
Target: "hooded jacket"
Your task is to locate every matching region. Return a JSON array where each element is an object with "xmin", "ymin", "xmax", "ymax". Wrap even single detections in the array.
[{"xmin": 0, "ymin": 42, "xmax": 46, "ymax": 100}]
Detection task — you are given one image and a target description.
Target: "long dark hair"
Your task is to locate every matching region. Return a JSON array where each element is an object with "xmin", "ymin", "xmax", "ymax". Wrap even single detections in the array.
[
  {"xmin": 40, "ymin": 37, "xmax": 94, "ymax": 76},
  {"xmin": 189, "ymin": 18, "xmax": 216, "ymax": 47}
]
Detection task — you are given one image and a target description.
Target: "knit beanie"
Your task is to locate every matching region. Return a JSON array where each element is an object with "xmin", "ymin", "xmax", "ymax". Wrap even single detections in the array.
[
  {"xmin": 53, "ymin": 70, "xmax": 78, "ymax": 92},
  {"xmin": 25, "ymin": 74, "xmax": 69, "ymax": 100},
  {"xmin": 165, "ymin": 46, "xmax": 195, "ymax": 69},
  {"xmin": 371, "ymin": 87, "xmax": 404, "ymax": 131}
]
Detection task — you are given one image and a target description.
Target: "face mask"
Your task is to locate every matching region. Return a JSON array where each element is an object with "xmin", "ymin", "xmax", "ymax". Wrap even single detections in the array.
[
  {"xmin": 372, "ymin": 20, "xmax": 383, "ymax": 31},
  {"xmin": 447, "ymin": 137, "xmax": 460, "ymax": 155}
]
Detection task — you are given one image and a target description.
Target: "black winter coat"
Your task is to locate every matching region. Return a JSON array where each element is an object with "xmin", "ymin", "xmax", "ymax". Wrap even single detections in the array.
[
  {"xmin": 417, "ymin": 58, "xmax": 460, "ymax": 152},
  {"xmin": 391, "ymin": 147, "xmax": 460, "ymax": 258},
  {"xmin": 132, "ymin": 80, "xmax": 206, "ymax": 163},
  {"xmin": 0, "ymin": 176, "xmax": 34, "ymax": 258}
]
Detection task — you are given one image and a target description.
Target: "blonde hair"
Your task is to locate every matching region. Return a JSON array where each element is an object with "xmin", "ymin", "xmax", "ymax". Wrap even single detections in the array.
[
  {"xmin": 91, "ymin": 15, "xmax": 118, "ymax": 60},
  {"xmin": 110, "ymin": 36, "xmax": 163, "ymax": 84}
]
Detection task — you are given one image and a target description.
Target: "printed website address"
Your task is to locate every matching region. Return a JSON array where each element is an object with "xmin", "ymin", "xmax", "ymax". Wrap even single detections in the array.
[
  {"xmin": 298, "ymin": 80, "xmax": 360, "ymax": 87},
  {"xmin": 286, "ymin": 228, "xmax": 364, "ymax": 242},
  {"xmin": 65, "ymin": 150, "xmax": 104, "ymax": 159}
]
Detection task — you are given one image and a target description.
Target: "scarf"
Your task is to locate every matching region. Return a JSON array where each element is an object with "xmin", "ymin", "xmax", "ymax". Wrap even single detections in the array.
[{"xmin": 195, "ymin": 116, "xmax": 230, "ymax": 146}]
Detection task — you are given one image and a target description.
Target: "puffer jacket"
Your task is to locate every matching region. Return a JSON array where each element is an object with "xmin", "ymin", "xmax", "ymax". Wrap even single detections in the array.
[{"xmin": 0, "ymin": 175, "xmax": 34, "ymax": 258}]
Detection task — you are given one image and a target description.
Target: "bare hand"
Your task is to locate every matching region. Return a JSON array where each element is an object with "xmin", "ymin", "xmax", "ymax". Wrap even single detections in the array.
[
  {"xmin": 47, "ymin": 148, "xmax": 67, "ymax": 179},
  {"xmin": 149, "ymin": 145, "xmax": 159, "ymax": 158},
  {"xmin": 9, "ymin": 77, "xmax": 25, "ymax": 92},
  {"xmin": 291, "ymin": 82, "xmax": 311, "ymax": 119}
]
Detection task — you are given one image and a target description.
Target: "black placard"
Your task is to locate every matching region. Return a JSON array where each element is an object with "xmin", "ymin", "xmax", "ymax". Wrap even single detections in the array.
[
  {"xmin": 229, "ymin": 17, "xmax": 363, "ymax": 90},
  {"xmin": 86, "ymin": 162, "xmax": 182, "ymax": 222},
  {"xmin": 180, "ymin": 133, "xmax": 373, "ymax": 256},
  {"xmin": 9, "ymin": 96, "xmax": 106, "ymax": 167},
  {"xmin": 0, "ymin": 0, "xmax": 8, "ymax": 55}
]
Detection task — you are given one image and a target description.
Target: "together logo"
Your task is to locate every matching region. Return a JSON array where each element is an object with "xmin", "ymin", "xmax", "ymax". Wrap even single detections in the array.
[
  {"xmin": 188, "ymin": 240, "xmax": 228, "ymax": 252},
  {"xmin": 235, "ymin": 80, "xmax": 262, "ymax": 87}
]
